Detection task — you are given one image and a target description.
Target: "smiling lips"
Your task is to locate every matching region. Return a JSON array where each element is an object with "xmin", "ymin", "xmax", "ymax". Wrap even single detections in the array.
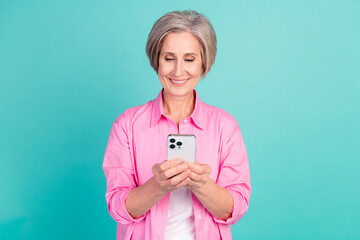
[{"xmin": 169, "ymin": 78, "xmax": 189, "ymax": 86}]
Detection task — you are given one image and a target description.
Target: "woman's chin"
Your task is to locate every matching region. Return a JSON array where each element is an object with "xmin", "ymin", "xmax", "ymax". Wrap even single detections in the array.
[{"xmin": 163, "ymin": 87, "xmax": 193, "ymax": 98}]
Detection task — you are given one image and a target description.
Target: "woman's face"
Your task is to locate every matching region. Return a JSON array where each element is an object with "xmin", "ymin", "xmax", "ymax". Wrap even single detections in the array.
[{"xmin": 158, "ymin": 31, "xmax": 203, "ymax": 99}]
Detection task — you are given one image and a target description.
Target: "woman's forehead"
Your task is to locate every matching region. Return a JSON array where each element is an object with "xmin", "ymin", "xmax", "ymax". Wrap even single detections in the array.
[{"xmin": 161, "ymin": 32, "xmax": 201, "ymax": 54}]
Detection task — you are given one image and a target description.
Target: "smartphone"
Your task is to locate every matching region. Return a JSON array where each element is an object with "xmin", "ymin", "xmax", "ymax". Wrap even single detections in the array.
[{"xmin": 167, "ymin": 134, "xmax": 196, "ymax": 163}]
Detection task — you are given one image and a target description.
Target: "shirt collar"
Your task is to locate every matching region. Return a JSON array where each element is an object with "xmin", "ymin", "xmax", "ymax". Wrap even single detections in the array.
[{"xmin": 150, "ymin": 89, "xmax": 204, "ymax": 130}]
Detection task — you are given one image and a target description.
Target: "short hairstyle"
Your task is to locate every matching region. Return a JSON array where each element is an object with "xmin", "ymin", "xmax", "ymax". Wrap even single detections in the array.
[{"xmin": 146, "ymin": 10, "xmax": 217, "ymax": 78}]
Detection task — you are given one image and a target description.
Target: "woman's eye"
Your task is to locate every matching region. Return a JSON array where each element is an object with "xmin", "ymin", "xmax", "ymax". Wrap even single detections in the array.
[
  {"xmin": 185, "ymin": 59, "xmax": 194, "ymax": 62},
  {"xmin": 165, "ymin": 58, "xmax": 175, "ymax": 61}
]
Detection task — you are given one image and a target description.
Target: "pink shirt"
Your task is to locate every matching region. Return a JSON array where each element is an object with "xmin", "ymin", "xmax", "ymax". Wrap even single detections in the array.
[{"xmin": 103, "ymin": 89, "xmax": 251, "ymax": 240}]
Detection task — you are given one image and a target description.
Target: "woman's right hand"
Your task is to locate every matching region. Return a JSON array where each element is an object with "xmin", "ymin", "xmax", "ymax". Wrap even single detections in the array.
[{"xmin": 151, "ymin": 158, "xmax": 191, "ymax": 194}]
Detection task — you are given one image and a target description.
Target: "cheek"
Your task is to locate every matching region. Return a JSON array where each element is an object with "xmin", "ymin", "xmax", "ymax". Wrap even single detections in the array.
[
  {"xmin": 158, "ymin": 62, "xmax": 172, "ymax": 76},
  {"xmin": 188, "ymin": 64, "xmax": 203, "ymax": 76}
]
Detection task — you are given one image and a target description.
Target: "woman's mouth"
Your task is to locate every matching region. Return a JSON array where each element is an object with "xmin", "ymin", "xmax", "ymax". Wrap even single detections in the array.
[{"xmin": 169, "ymin": 78, "xmax": 189, "ymax": 86}]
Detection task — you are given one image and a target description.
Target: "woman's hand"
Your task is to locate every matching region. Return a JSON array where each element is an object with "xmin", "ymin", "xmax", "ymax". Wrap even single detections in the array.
[
  {"xmin": 125, "ymin": 159, "xmax": 190, "ymax": 219},
  {"xmin": 151, "ymin": 158, "xmax": 191, "ymax": 195},
  {"xmin": 185, "ymin": 161, "xmax": 233, "ymax": 220},
  {"xmin": 185, "ymin": 160, "xmax": 212, "ymax": 191}
]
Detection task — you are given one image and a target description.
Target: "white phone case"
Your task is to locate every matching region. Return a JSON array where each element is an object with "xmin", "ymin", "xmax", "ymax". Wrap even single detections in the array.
[{"xmin": 167, "ymin": 134, "xmax": 196, "ymax": 163}]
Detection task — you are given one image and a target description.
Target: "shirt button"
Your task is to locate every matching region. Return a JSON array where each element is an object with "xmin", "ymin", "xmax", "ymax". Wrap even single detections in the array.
[{"xmin": 197, "ymin": 214, "xmax": 202, "ymax": 220}]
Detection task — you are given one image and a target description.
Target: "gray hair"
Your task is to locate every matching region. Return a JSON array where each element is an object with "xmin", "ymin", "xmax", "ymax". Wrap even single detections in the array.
[{"xmin": 146, "ymin": 10, "xmax": 217, "ymax": 78}]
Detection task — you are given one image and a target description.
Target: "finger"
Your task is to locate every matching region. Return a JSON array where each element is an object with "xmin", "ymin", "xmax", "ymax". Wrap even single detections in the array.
[
  {"xmin": 152, "ymin": 163, "xmax": 161, "ymax": 175},
  {"xmin": 161, "ymin": 162, "xmax": 188, "ymax": 180},
  {"xmin": 152, "ymin": 159, "xmax": 180, "ymax": 175},
  {"xmin": 188, "ymin": 171, "xmax": 202, "ymax": 181},
  {"xmin": 168, "ymin": 169, "xmax": 191, "ymax": 186},
  {"xmin": 187, "ymin": 162, "xmax": 206, "ymax": 174},
  {"xmin": 158, "ymin": 158, "xmax": 182, "ymax": 172},
  {"xmin": 185, "ymin": 178, "xmax": 201, "ymax": 189},
  {"xmin": 191, "ymin": 162, "xmax": 211, "ymax": 175},
  {"xmin": 174, "ymin": 176, "xmax": 191, "ymax": 189}
]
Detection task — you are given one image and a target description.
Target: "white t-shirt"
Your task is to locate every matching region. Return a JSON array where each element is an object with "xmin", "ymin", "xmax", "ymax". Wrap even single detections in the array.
[{"xmin": 164, "ymin": 188, "xmax": 195, "ymax": 240}]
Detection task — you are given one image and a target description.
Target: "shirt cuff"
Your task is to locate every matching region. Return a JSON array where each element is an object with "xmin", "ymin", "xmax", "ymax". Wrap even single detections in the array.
[
  {"xmin": 111, "ymin": 188, "xmax": 146, "ymax": 224},
  {"xmin": 212, "ymin": 188, "xmax": 239, "ymax": 225}
]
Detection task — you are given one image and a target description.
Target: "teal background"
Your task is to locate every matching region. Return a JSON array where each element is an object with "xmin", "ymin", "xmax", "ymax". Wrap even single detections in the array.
[{"xmin": 1, "ymin": 0, "xmax": 359, "ymax": 239}]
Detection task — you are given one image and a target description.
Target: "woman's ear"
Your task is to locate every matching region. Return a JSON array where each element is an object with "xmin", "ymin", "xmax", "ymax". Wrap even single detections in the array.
[
  {"xmin": 201, "ymin": 70, "xmax": 206, "ymax": 79},
  {"xmin": 201, "ymin": 67, "xmax": 205, "ymax": 78}
]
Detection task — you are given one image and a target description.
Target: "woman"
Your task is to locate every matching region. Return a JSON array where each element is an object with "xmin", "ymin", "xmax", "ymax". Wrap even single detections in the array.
[{"xmin": 103, "ymin": 10, "xmax": 251, "ymax": 240}]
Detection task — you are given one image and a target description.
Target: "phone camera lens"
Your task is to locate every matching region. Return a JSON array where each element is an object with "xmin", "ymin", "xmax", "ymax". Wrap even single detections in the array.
[
  {"xmin": 170, "ymin": 144, "xmax": 176, "ymax": 149},
  {"xmin": 170, "ymin": 138, "xmax": 176, "ymax": 143},
  {"xmin": 176, "ymin": 141, "xmax": 182, "ymax": 146}
]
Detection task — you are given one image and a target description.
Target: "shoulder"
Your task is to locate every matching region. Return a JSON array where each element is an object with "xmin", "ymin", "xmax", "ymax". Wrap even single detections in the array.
[
  {"xmin": 113, "ymin": 100, "xmax": 154, "ymax": 128},
  {"xmin": 201, "ymin": 102, "xmax": 239, "ymax": 128},
  {"xmin": 201, "ymin": 102, "xmax": 245, "ymax": 154}
]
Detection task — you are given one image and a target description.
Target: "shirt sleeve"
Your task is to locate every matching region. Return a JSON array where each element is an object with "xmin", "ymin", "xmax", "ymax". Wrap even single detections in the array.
[
  {"xmin": 103, "ymin": 113, "xmax": 146, "ymax": 224},
  {"xmin": 213, "ymin": 116, "xmax": 251, "ymax": 225}
]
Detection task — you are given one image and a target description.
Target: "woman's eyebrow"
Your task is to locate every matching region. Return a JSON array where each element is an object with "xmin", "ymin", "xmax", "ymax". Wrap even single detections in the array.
[
  {"xmin": 184, "ymin": 53, "xmax": 197, "ymax": 57},
  {"xmin": 161, "ymin": 52, "xmax": 198, "ymax": 56},
  {"xmin": 162, "ymin": 52, "xmax": 175, "ymax": 56}
]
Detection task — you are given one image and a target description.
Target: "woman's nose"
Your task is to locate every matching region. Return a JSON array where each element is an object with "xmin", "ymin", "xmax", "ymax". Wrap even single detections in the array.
[{"xmin": 173, "ymin": 60, "xmax": 184, "ymax": 76}]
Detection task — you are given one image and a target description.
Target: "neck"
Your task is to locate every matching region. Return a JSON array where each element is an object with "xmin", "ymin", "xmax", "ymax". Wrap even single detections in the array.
[{"xmin": 163, "ymin": 90, "xmax": 195, "ymax": 125}]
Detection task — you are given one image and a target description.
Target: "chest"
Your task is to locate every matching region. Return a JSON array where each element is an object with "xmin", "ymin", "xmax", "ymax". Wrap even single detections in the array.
[{"xmin": 131, "ymin": 119, "xmax": 221, "ymax": 186}]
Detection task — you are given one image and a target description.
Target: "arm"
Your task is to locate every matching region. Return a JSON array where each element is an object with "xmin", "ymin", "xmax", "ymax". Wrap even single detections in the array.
[
  {"xmin": 185, "ymin": 164, "xmax": 234, "ymax": 220},
  {"xmin": 103, "ymin": 115, "xmax": 192, "ymax": 222},
  {"xmin": 214, "ymin": 124, "xmax": 251, "ymax": 224},
  {"xmin": 186, "ymin": 122, "xmax": 251, "ymax": 224},
  {"xmin": 103, "ymin": 115, "xmax": 142, "ymax": 224},
  {"xmin": 125, "ymin": 159, "xmax": 191, "ymax": 218}
]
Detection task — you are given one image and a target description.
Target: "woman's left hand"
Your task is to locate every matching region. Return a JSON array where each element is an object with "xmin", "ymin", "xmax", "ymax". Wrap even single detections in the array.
[
  {"xmin": 185, "ymin": 160, "xmax": 233, "ymax": 220},
  {"xmin": 185, "ymin": 160, "xmax": 212, "ymax": 191}
]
